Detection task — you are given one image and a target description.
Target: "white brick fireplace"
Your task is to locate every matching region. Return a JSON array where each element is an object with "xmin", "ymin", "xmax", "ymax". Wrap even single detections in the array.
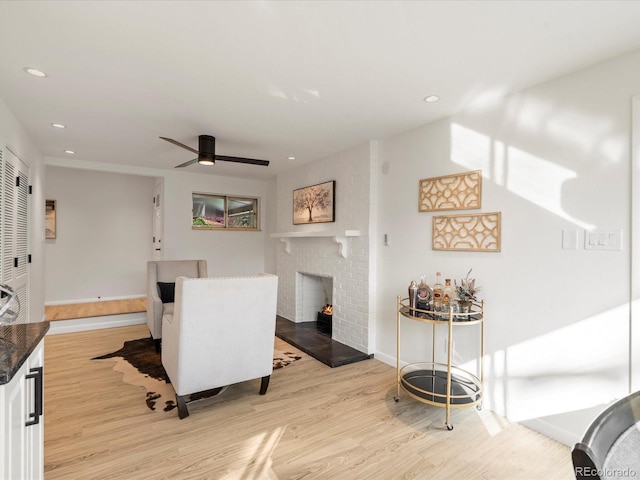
[
  {"xmin": 271, "ymin": 142, "xmax": 375, "ymax": 354},
  {"xmin": 273, "ymin": 233, "xmax": 372, "ymax": 354}
]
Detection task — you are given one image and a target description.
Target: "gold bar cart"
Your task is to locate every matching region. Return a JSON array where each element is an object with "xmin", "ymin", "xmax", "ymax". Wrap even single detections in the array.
[{"xmin": 394, "ymin": 296, "xmax": 485, "ymax": 430}]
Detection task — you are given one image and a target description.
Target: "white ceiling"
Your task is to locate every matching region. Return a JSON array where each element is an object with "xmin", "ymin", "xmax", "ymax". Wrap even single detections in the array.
[{"xmin": 2, "ymin": 1, "xmax": 640, "ymax": 179}]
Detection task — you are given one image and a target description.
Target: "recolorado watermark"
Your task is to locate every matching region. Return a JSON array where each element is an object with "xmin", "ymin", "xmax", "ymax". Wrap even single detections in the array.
[{"xmin": 574, "ymin": 466, "xmax": 637, "ymax": 478}]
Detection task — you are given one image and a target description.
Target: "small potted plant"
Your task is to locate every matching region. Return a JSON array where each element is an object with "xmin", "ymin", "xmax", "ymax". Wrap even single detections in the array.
[{"xmin": 455, "ymin": 269, "xmax": 480, "ymax": 313}]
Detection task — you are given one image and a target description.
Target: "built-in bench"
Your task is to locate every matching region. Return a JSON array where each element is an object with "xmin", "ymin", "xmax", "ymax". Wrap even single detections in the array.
[
  {"xmin": 45, "ymin": 298, "xmax": 146, "ymax": 321},
  {"xmin": 45, "ymin": 298, "xmax": 147, "ymax": 334}
]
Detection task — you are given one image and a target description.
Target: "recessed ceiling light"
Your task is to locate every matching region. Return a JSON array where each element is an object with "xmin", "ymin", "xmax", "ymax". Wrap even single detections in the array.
[
  {"xmin": 51, "ymin": 123, "xmax": 66, "ymax": 129},
  {"xmin": 64, "ymin": 150, "xmax": 75, "ymax": 154},
  {"xmin": 24, "ymin": 67, "xmax": 47, "ymax": 78},
  {"xmin": 287, "ymin": 156, "xmax": 296, "ymax": 160},
  {"xmin": 423, "ymin": 95, "xmax": 440, "ymax": 103}
]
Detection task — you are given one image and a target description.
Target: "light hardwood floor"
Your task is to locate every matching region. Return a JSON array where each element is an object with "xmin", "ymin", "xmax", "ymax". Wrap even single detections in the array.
[{"xmin": 44, "ymin": 324, "xmax": 574, "ymax": 479}]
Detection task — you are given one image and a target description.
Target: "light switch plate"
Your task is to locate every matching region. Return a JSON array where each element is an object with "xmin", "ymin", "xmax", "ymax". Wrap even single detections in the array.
[{"xmin": 585, "ymin": 229, "xmax": 622, "ymax": 251}]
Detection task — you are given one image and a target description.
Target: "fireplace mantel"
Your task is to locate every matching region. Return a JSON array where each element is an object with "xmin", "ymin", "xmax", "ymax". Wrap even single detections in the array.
[{"xmin": 271, "ymin": 230, "xmax": 361, "ymax": 258}]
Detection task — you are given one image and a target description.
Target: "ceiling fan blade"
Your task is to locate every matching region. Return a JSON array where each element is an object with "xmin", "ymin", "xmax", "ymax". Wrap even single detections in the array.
[
  {"xmin": 174, "ymin": 158, "xmax": 199, "ymax": 168},
  {"xmin": 215, "ymin": 155, "xmax": 270, "ymax": 166},
  {"xmin": 160, "ymin": 136, "xmax": 200, "ymax": 155}
]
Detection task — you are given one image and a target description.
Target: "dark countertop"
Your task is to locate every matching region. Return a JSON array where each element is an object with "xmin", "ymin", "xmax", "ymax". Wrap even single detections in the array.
[{"xmin": 0, "ymin": 322, "xmax": 50, "ymax": 385}]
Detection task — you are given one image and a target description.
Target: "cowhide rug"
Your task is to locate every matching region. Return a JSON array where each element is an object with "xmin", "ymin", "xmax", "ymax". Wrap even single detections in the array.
[{"xmin": 92, "ymin": 337, "xmax": 303, "ymax": 413}]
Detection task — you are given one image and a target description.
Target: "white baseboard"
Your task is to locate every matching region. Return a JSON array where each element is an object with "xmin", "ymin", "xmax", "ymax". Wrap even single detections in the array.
[
  {"xmin": 46, "ymin": 313, "xmax": 146, "ymax": 335},
  {"xmin": 374, "ymin": 350, "xmax": 397, "ymax": 368},
  {"xmin": 520, "ymin": 418, "xmax": 580, "ymax": 447},
  {"xmin": 45, "ymin": 295, "xmax": 145, "ymax": 306}
]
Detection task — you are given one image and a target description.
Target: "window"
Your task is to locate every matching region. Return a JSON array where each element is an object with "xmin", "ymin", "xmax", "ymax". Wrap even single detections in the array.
[{"xmin": 192, "ymin": 193, "xmax": 259, "ymax": 230}]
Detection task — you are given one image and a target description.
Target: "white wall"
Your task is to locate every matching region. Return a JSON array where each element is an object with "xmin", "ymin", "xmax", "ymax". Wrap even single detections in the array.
[
  {"xmin": 162, "ymin": 171, "xmax": 269, "ymax": 276},
  {"xmin": 45, "ymin": 157, "xmax": 270, "ymax": 299},
  {"xmin": 632, "ymin": 96, "xmax": 640, "ymax": 393},
  {"xmin": 0, "ymin": 98, "xmax": 45, "ymax": 323},
  {"xmin": 375, "ymin": 49, "xmax": 640, "ymax": 445},
  {"xmin": 44, "ymin": 166, "xmax": 154, "ymax": 302},
  {"xmin": 264, "ymin": 176, "xmax": 278, "ymax": 275}
]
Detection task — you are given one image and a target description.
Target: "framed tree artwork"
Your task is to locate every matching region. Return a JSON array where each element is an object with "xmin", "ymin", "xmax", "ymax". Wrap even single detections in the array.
[{"xmin": 293, "ymin": 181, "xmax": 335, "ymax": 225}]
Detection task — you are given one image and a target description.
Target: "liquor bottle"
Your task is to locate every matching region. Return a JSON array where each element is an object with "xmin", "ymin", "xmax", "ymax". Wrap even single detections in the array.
[
  {"xmin": 416, "ymin": 275, "xmax": 432, "ymax": 315},
  {"xmin": 443, "ymin": 278, "xmax": 455, "ymax": 306},
  {"xmin": 432, "ymin": 272, "xmax": 443, "ymax": 310}
]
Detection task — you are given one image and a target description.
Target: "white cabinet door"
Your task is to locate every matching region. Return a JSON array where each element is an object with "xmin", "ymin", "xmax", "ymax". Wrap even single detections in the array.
[
  {"xmin": 0, "ymin": 339, "xmax": 44, "ymax": 480},
  {"xmin": 0, "ymin": 358, "xmax": 27, "ymax": 479},
  {"xmin": 25, "ymin": 341, "xmax": 44, "ymax": 480}
]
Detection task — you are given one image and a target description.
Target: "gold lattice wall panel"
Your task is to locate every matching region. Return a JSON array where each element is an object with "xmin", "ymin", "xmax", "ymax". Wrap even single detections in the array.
[
  {"xmin": 419, "ymin": 170, "xmax": 482, "ymax": 212},
  {"xmin": 432, "ymin": 212, "xmax": 501, "ymax": 252}
]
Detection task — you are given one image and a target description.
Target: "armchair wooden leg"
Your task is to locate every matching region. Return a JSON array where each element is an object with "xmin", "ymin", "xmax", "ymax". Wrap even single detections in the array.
[
  {"xmin": 176, "ymin": 394, "xmax": 189, "ymax": 419},
  {"xmin": 259, "ymin": 375, "xmax": 270, "ymax": 395},
  {"xmin": 154, "ymin": 338, "xmax": 161, "ymax": 353}
]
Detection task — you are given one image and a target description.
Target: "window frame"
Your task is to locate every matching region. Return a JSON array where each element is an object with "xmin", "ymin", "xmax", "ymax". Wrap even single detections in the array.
[{"xmin": 191, "ymin": 192, "xmax": 260, "ymax": 231}]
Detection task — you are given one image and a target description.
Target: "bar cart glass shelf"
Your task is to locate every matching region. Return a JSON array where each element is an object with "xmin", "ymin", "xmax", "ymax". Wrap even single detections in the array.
[{"xmin": 394, "ymin": 297, "xmax": 485, "ymax": 430}]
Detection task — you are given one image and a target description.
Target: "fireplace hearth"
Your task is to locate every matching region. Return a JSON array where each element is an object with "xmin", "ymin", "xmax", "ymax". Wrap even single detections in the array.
[{"xmin": 276, "ymin": 316, "xmax": 373, "ymax": 368}]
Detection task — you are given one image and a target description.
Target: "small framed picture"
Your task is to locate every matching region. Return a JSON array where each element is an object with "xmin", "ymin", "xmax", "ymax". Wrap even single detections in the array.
[{"xmin": 45, "ymin": 199, "xmax": 56, "ymax": 239}]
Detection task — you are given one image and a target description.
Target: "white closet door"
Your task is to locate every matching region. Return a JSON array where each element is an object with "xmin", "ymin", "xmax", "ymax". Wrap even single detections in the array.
[{"xmin": 0, "ymin": 145, "xmax": 30, "ymax": 323}]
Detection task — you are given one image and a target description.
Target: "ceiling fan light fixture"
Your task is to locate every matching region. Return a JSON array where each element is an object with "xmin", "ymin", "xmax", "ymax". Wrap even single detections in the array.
[{"xmin": 198, "ymin": 157, "xmax": 215, "ymax": 166}]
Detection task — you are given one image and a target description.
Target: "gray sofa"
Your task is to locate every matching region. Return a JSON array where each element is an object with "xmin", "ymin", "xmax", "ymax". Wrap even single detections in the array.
[
  {"xmin": 572, "ymin": 390, "xmax": 640, "ymax": 479},
  {"xmin": 146, "ymin": 260, "xmax": 208, "ymax": 351}
]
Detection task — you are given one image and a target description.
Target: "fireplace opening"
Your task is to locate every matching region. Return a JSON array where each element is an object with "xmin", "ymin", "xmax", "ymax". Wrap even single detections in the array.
[{"xmin": 296, "ymin": 272, "xmax": 333, "ymax": 337}]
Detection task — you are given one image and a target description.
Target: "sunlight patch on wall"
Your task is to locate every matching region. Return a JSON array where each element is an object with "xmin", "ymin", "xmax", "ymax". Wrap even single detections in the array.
[
  {"xmin": 505, "ymin": 95, "xmax": 553, "ymax": 134},
  {"xmin": 450, "ymin": 123, "xmax": 492, "ymax": 175},
  {"xmin": 468, "ymin": 304, "xmax": 629, "ymax": 422},
  {"xmin": 504, "ymin": 146, "xmax": 592, "ymax": 228},
  {"xmin": 504, "ymin": 96, "xmax": 619, "ymax": 161},
  {"xmin": 451, "ymin": 123, "xmax": 593, "ymax": 229},
  {"xmin": 546, "ymin": 108, "xmax": 616, "ymax": 156}
]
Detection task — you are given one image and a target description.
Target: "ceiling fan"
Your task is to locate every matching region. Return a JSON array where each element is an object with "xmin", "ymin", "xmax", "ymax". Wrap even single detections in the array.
[{"xmin": 160, "ymin": 135, "xmax": 270, "ymax": 168}]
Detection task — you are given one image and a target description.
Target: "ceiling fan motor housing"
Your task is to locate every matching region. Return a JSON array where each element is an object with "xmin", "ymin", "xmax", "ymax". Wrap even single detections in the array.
[{"xmin": 199, "ymin": 135, "xmax": 215, "ymax": 158}]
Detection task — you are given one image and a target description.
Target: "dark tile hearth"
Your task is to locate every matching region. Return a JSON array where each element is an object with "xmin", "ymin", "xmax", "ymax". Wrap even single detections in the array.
[{"xmin": 275, "ymin": 316, "xmax": 373, "ymax": 368}]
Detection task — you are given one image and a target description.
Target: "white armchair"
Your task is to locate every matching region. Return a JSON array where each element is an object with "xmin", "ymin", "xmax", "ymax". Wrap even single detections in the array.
[
  {"xmin": 161, "ymin": 274, "xmax": 278, "ymax": 419},
  {"xmin": 146, "ymin": 260, "xmax": 208, "ymax": 352}
]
